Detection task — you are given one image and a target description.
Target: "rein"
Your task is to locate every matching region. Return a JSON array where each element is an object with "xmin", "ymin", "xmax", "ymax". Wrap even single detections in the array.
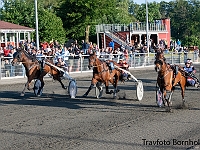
[
  {"xmin": 92, "ymin": 61, "xmax": 109, "ymax": 74},
  {"xmin": 15, "ymin": 50, "xmax": 40, "ymax": 71},
  {"xmin": 93, "ymin": 64, "xmax": 103, "ymax": 67},
  {"xmin": 156, "ymin": 60, "xmax": 172, "ymax": 80},
  {"xmin": 158, "ymin": 68, "xmax": 171, "ymax": 79}
]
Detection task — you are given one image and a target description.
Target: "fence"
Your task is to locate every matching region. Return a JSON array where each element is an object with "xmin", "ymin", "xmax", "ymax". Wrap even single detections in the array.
[{"xmin": 0, "ymin": 52, "xmax": 199, "ymax": 80}]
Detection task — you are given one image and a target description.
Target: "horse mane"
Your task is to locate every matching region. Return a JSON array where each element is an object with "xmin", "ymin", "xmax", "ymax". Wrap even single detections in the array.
[
  {"xmin": 19, "ymin": 49, "xmax": 37, "ymax": 62},
  {"xmin": 154, "ymin": 59, "xmax": 163, "ymax": 65}
]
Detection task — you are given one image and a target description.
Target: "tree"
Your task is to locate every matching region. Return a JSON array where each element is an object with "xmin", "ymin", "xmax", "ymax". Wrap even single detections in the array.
[
  {"xmin": 57, "ymin": 0, "xmax": 134, "ymax": 42},
  {"xmin": 0, "ymin": 0, "xmax": 35, "ymax": 28},
  {"xmin": 167, "ymin": 0, "xmax": 200, "ymax": 47},
  {"xmin": 0, "ymin": 0, "xmax": 66, "ymax": 43},
  {"xmin": 129, "ymin": 2, "xmax": 161, "ymax": 22},
  {"xmin": 38, "ymin": 9, "xmax": 66, "ymax": 43}
]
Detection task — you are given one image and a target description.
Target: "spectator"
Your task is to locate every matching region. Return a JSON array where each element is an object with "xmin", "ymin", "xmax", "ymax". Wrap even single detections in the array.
[
  {"xmin": 74, "ymin": 49, "xmax": 81, "ymax": 71},
  {"xmin": 55, "ymin": 56, "xmax": 68, "ymax": 72},
  {"xmin": 68, "ymin": 47, "xmax": 75, "ymax": 72},
  {"xmin": 3, "ymin": 47, "xmax": 11, "ymax": 57},
  {"xmin": 124, "ymin": 49, "xmax": 129, "ymax": 61},
  {"xmin": 81, "ymin": 40, "xmax": 88, "ymax": 54},
  {"xmin": 112, "ymin": 49, "xmax": 119, "ymax": 58},
  {"xmin": 109, "ymin": 40, "xmax": 115, "ymax": 51}
]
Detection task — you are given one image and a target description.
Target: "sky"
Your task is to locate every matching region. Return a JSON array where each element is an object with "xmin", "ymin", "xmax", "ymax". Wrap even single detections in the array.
[{"xmin": 134, "ymin": 0, "xmax": 172, "ymax": 5}]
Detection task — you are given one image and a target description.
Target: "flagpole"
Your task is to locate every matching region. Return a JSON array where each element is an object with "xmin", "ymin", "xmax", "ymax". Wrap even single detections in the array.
[
  {"xmin": 145, "ymin": 0, "xmax": 149, "ymax": 64},
  {"xmin": 34, "ymin": 0, "xmax": 39, "ymax": 50}
]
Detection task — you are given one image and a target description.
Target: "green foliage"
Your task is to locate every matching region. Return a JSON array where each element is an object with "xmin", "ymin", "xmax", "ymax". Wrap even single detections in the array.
[
  {"xmin": 0, "ymin": 0, "xmax": 200, "ymax": 48},
  {"xmin": 163, "ymin": 0, "xmax": 200, "ymax": 47},
  {"xmin": 38, "ymin": 9, "xmax": 66, "ymax": 44},
  {"xmin": 57, "ymin": 0, "xmax": 133, "ymax": 41},
  {"xmin": 0, "ymin": 0, "xmax": 66, "ymax": 43},
  {"xmin": 0, "ymin": 0, "xmax": 35, "ymax": 28},
  {"xmin": 129, "ymin": 1, "xmax": 161, "ymax": 22}
]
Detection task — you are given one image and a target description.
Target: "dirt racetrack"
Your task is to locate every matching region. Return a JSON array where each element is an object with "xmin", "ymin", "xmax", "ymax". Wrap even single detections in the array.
[{"xmin": 0, "ymin": 65, "xmax": 199, "ymax": 150}]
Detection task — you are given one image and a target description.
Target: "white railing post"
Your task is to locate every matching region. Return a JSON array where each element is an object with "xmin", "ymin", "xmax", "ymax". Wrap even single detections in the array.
[
  {"xmin": 171, "ymin": 52, "xmax": 173, "ymax": 64},
  {"xmin": 193, "ymin": 52, "xmax": 195, "ymax": 62},
  {"xmin": 133, "ymin": 53, "xmax": 136, "ymax": 68},
  {"xmin": 0, "ymin": 57, "xmax": 2, "ymax": 80},
  {"xmin": 80, "ymin": 54, "xmax": 83, "ymax": 73}
]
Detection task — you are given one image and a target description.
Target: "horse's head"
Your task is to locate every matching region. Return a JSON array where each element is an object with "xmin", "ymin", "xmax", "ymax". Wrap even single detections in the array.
[
  {"xmin": 154, "ymin": 59, "xmax": 164, "ymax": 72},
  {"xmin": 88, "ymin": 52, "xmax": 97, "ymax": 70},
  {"xmin": 11, "ymin": 50, "xmax": 22, "ymax": 65},
  {"xmin": 155, "ymin": 51, "xmax": 166, "ymax": 61}
]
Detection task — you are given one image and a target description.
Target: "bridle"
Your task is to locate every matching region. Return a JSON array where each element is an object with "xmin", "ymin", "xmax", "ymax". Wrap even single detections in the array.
[
  {"xmin": 155, "ymin": 59, "xmax": 172, "ymax": 79},
  {"xmin": 12, "ymin": 50, "xmax": 39, "ymax": 71},
  {"xmin": 89, "ymin": 56, "xmax": 109, "ymax": 74}
]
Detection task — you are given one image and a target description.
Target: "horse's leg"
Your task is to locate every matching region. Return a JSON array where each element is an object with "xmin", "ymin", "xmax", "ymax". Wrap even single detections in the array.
[
  {"xmin": 20, "ymin": 81, "xmax": 29, "ymax": 96},
  {"xmin": 96, "ymin": 82, "xmax": 103, "ymax": 98},
  {"xmin": 58, "ymin": 78, "xmax": 67, "ymax": 89},
  {"xmin": 110, "ymin": 74, "xmax": 119, "ymax": 98},
  {"xmin": 20, "ymin": 75, "xmax": 33, "ymax": 96},
  {"xmin": 180, "ymin": 81, "xmax": 186, "ymax": 107},
  {"xmin": 83, "ymin": 79, "xmax": 98, "ymax": 97},
  {"xmin": 162, "ymin": 89, "xmax": 167, "ymax": 106},
  {"xmin": 37, "ymin": 77, "xmax": 45, "ymax": 97},
  {"xmin": 52, "ymin": 70, "xmax": 67, "ymax": 89},
  {"xmin": 105, "ymin": 80, "xmax": 112, "ymax": 94},
  {"xmin": 164, "ymin": 90, "xmax": 173, "ymax": 112}
]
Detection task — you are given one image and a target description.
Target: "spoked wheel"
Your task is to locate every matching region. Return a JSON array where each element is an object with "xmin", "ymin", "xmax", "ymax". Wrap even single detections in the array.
[
  {"xmin": 95, "ymin": 82, "xmax": 103, "ymax": 99},
  {"xmin": 136, "ymin": 80, "xmax": 143, "ymax": 101},
  {"xmin": 34, "ymin": 79, "xmax": 43, "ymax": 96},
  {"xmin": 156, "ymin": 88, "xmax": 163, "ymax": 107},
  {"xmin": 68, "ymin": 80, "xmax": 77, "ymax": 98}
]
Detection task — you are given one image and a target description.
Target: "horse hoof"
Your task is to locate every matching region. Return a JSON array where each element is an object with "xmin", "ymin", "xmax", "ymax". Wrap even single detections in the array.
[
  {"xmin": 99, "ymin": 90, "xmax": 103, "ymax": 98},
  {"xmin": 83, "ymin": 94, "xmax": 87, "ymax": 98},
  {"xmin": 165, "ymin": 107, "xmax": 172, "ymax": 112},
  {"xmin": 20, "ymin": 93, "xmax": 24, "ymax": 96},
  {"xmin": 182, "ymin": 103, "xmax": 188, "ymax": 109},
  {"xmin": 110, "ymin": 90, "xmax": 113, "ymax": 94},
  {"xmin": 63, "ymin": 86, "xmax": 67, "ymax": 89},
  {"xmin": 113, "ymin": 96, "xmax": 117, "ymax": 100}
]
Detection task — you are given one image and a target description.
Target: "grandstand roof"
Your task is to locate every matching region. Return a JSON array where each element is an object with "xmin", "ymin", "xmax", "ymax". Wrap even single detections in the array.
[{"xmin": 0, "ymin": 20, "xmax": 34, "ymax": 31}]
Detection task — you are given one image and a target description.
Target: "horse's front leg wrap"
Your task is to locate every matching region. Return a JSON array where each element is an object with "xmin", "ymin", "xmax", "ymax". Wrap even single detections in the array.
[
  {"xmin": 83, "ymin": 84, "xmax": 94, "ymax": 97},
  {"xmin": 165, "ymin": 91, "xmax": 171, "ymax": 100}
]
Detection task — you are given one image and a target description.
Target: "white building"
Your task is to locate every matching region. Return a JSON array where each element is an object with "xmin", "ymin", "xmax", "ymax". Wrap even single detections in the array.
[{"xmin": 0, "ymin": 20, "xmax": 35, "ymax": 48}]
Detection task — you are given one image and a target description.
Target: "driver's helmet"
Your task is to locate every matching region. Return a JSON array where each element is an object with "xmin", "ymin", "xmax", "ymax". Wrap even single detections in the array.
[
  {"xmin": 119, "ymin": 54, "xmax": 125, "ymax": 60},
  {"xmin": 185, "ymin": 58, "xmax": 192, "ymax": 65},
  {"xmin": 57, "ymin": 55, "xmax": 63, "ymax": 61}
]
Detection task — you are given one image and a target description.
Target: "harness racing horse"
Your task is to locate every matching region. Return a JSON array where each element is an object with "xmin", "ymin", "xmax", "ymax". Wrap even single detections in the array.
[
  {"xmin": 154, "ymin": 53, "xmax": 187, "ymax": 111},
  {"xmin": 11, "ymin": 49, "xmax": 66, "ymax": 96},
  {"xmin": 83, "ymin": 52, "xmax": 121, "ymax": 98}
]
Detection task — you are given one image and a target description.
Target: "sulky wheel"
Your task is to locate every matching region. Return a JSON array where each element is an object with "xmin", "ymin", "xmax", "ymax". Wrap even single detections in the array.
[
  {"xmin": 68, "ymin": 79, "xmax": 77, "ymax": 98},
  {"xmin": 136, "ymin": 80, "xmax": 143, "ymax": 101}
]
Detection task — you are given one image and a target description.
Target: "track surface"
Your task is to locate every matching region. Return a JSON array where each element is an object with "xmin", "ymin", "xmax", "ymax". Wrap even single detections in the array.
[{"xmin": 0, "ymin": 65, "xmax": 200, "ymax": 150}]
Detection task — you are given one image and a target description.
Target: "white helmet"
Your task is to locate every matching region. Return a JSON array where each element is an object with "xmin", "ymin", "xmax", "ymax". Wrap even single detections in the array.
[
  {"xmin": 185, "ymin": 59, "xmax": 192, "ymax": 65},
  {"xmin": 57, "ymin": 55, "xmax": 62, "ymax": 60}
]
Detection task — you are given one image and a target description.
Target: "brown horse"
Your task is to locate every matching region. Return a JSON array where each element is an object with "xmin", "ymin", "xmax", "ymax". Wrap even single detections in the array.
[
  {"xmin": 11, "ymin": 49, "xmax": 66, "ymax": 96},
  {"xmin": 154, "ymin": 53, "xmax": 187, "ymax": 111},
  {"xmin": 83, "ymin": 52, "xmax": 122, "ymax": 98}
]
